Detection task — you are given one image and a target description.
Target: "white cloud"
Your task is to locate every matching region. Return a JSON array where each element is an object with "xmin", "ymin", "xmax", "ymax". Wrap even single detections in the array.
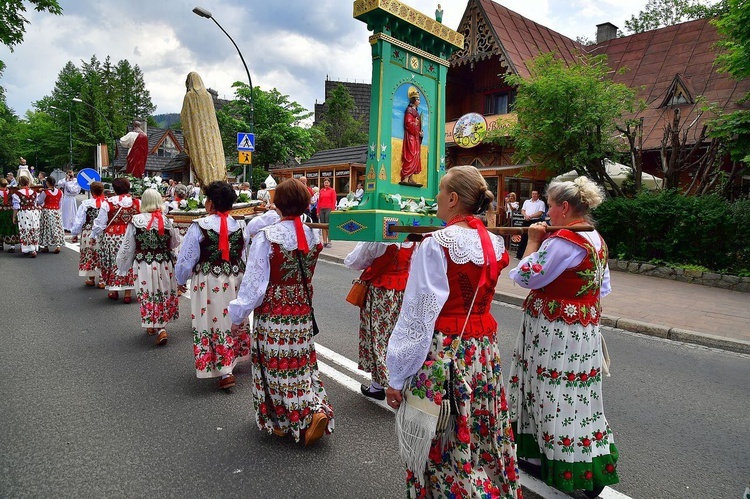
[{"xmin": 1, "ymin": 0, "xmax": 662, "ymax": 120}]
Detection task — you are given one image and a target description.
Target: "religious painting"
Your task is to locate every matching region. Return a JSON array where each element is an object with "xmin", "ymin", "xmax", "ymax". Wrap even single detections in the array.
[{"xmin": 390, "ymin": 84, "xmax": 429, "ymax": 186}]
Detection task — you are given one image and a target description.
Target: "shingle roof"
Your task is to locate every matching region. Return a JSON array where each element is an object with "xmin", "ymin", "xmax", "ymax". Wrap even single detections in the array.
[
  {"xmin": 589, "ymin": 18, "xmax": 750, "ymax": 151},
  {"xmin": 313, "ymin": 80, "xmax": 371, "ymax": 128},
  {"xmin": 299, "ymin": 145, "xmax": 368, "ymax": 168}
]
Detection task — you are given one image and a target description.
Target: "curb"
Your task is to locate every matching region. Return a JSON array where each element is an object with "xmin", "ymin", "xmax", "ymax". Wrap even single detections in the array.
[{"xmin": 319, "ymin": 252, "xmax": 750, "ymax": 356}]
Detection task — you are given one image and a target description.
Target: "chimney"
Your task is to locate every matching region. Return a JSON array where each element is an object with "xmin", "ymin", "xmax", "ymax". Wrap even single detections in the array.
[{"xmin": 596, "ymin": 22, "xmax": 618, "ymax": 43}]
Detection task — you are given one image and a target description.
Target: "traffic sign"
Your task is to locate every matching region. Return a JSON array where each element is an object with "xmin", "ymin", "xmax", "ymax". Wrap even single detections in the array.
[
  {"xmin": 238, "ymin": 152, "xmax": 252, "ymax": 165},
  {"xmin": 76, "ymin": 168, "xmax": 101, "ymax": 191},
  {"xmin": 237, "ymin": 132, "xmax": 255, "ymax": 151}
]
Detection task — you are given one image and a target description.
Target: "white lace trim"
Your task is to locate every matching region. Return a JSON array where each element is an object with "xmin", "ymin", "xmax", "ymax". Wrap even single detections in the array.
[
  {"xmin": 431, "ymin": 225, "xmax": 505, "ymax": 265},
  {"xmin": 196, "ymin": 214, "xmax": 241, "ymax": 233},
  {"xmin": 261, "ymin": 220, "xmax": 320, "ymax": 250},
  {"xmin": 108, "ymin": 195, "xmax": 135, "ymax": 208}
]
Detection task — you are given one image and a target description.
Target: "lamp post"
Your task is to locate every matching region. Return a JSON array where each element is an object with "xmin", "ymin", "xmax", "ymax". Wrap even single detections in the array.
[
  {"xmin": 72, "ymin": 97, "xmax": 116, "ymax": 176},
  {"xmin": 192, "ymin": 6, "xmax": 254, "ymax": 185},
  {"xmin": 50, "ymin": 105, "xmax": 73, "ymax": 168}
]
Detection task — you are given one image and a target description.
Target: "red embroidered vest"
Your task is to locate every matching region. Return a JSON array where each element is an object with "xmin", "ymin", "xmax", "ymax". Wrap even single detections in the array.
[
  {"xmin": 42, "ymin": 189, "xmax": 62, "ymax": 210},
  {"xmin": 434, "ymin": 245, "xmax": 510, "ymax": 338},
  {"xmin": 523, "ymin": 229, "xmax": 608, "ymax": 326},
  {"xmin": 360, "ymin": 244, "xmax": 416, "ymax": 291},
  {"xmin": 256, "ymin": 242, "xmax": 322, "ymax": 317},
  {"xmin": 106, "ymin": 198, "xmax": 140, "ymax": 235},
  {"xmin": 16, "ymin": 189, "xmax": 39, "ymax": 210}
]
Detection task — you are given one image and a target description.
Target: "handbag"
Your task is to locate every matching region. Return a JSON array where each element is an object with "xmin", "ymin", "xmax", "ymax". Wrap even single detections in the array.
[
  {"xmin": 345, "ymin": 279, "xmax": 368, "ymax": 308},
  {"xmin": 295, "ymin": 250, "xmax": 319, "ymax": 336},
  {"xmin": 395, "ymin": 286, "xmax": 480, "ymax": 483}
]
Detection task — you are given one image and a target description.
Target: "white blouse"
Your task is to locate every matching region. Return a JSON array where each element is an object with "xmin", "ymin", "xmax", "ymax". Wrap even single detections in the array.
[
  {"xmin": 385, "ymin": 226, "xmax": 506, "ymax": 390},
  {"xmin": 71, "ymin": 198, "xmax": 102, "ymax": 236},
  {"xmin": 174, "ymin": 214, "xmax": 244, "ymax": 286},
  {"xmin": 508, "ymin": 229, "xmax": 611, "ymax": 297},
  {"xmin": 228, "ymin": 219, "xmax": 321, "ymax": 326},
  {"xmin": 116, "ymin": 213, "xmax": 179, "ymax": 276}
]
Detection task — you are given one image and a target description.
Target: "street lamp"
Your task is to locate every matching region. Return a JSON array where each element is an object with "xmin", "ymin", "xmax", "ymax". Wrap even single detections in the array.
[
  {"xmin": 72, "ymin": 97, "xmax": 116, "ymax": 176},
  {"xmin": 50, "ymin": 105, "xmax": 73, "ymax": 168},
  {"xmin": 193, "ymin": 6, "xmax": 254, "ymax": 185}
]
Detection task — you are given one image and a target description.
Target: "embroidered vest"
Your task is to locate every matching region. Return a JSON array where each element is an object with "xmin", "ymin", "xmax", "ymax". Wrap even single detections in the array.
[
  {"xmin": 83, "ymin": 206, "xmax": 99, "ymax": 231},
  {"xmin": 360, "ymin": 244, "xmax": 416, "ymax": 291},
  {"xmin": 434, "ymin": 247, "xmax": 503, "ymax": 338},
  {"xmin": 523, "ymin": 229, "xmax": 608, "ymax": 326},
  {"xmin": 134, "ymin": 225, "xmax": 174, "ymax": 264},
  {"xmin": 106, "ymin": 198, "xmax": 140, "ymax": 236},
  {"xmin": 16, "ymin": 189, "xmax": 39, "ymax": 210},
  {"xmin": 42, "ymin": 189, "xmax": 62, "ymax": 210},
  {"xmin": 193, "ymin": 226, "xmax": 245, "ymax": 276},
  {"xmin": 256, "ymin": 242, "xmax": 322, "ymax": 317}
]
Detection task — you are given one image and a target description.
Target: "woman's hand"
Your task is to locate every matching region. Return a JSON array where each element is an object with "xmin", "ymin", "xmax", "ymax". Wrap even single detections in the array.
[
  {"xmin": 230, "ymin": 323, "xmax": 244, "ymax": 335},
  {"xmin": 177, "ymin": 284, "xmax": 187, "ymax": 294},
  {"xmin": 386, "ymin": 387, "xmax": 402, "ymax": 410},
  {"xmin": 527, "ymin": 221, "xmax": 548, "ymax": 245}
]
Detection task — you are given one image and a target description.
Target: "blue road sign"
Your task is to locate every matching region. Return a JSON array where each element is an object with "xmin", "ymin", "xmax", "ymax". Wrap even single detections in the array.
[
  {"xmin": 237, "ymin": 132, "xmax": 255, "ymax": 151},
  {"xmin": 76, "ymin": 168, "xmax": 101, "ymax": 191}
]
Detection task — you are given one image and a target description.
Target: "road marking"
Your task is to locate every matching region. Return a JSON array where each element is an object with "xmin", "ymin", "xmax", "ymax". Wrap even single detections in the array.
[{"xmin": 64, "ymin": 242, "xmax": 631, "ymax": 498}]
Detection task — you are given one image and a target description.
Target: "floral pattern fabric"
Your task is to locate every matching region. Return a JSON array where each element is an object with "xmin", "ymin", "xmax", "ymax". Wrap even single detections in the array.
[
  {"xmin": 78, "ymin": 207, "xmax": 101, "ymax": 277},
  {"xmin": 406, "ymin": 332, "xmax": 521, "ymax": 499},
  {"xmin": 0, "ymin": 203, "xmax": 19, "ymax": 247},
  {"xmin": 508, "ymin": 230, "xmax": 619, "ymax": 493},
  {"xmin": 38, "ymin": 208, "xmax": 65, "ymax": 249},
  {"xmin": 13, "ymin": 191, "xmax": 40, "ymax": 254},
  {"xmin": 100, "ymin": 233, "xmax": 135, "ymax": 290},
  {"xmin": 359, "ymin": 285, "xmax": 404, "ymax": 386}
]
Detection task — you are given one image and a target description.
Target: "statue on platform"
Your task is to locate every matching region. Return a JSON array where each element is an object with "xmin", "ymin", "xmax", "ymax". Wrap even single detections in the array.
[
  {"xmin": 400, "ymin": 86, "xmax": 423, "ymax": 186},
  {"xmin": 180, "ymin": 71, "xmax": 227, "ymax": 190},
  {"xmin": 120, "ymin": 121, "xmax": 149, "ymax": 178},
  {"xmin": 16, "ymin": 157, "xmax": 32, "ymax": 184}
]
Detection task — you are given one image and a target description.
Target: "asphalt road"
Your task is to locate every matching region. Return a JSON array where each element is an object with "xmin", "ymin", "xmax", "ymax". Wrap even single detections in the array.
[{"xmin": 0, "ymin": 247, "xmax": 748, "ymax": 498}]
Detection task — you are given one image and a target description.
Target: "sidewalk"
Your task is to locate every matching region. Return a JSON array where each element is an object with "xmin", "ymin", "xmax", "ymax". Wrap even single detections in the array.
[{"xmin": 319, "ymin": 240, "xmax": 750, "ymax": 354}]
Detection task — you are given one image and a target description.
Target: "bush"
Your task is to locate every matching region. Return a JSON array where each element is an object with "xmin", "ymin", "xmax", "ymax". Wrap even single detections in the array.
[{"xmin": 594, "ymin": 190, "xmax": 749, "ymax": 275}]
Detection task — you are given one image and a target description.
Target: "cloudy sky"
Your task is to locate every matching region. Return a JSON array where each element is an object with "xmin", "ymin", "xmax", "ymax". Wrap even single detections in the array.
[{"xmin": 0, "ymin": 0, "xmax": 656, "ymax": 120}]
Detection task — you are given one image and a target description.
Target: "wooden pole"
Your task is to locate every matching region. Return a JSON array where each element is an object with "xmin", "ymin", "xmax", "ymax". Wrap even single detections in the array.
[{"xmin": 305, "ymin": 223, "xmax": 593, "ymax": 235}]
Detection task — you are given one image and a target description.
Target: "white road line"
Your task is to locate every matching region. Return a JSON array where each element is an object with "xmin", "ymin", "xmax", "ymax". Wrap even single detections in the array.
[{"xmin": 70, "ymin": 244, "xmax": 630, "ymax": 499}]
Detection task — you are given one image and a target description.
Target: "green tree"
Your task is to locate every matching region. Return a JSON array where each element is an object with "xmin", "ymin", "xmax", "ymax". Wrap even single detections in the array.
[
  {"xmin": 0, "ymin": 66, "xmax": 19, "ymax": 172},
  {"xmin": 313, "ymin": 84, "xmax": 368, "ymax": 149},
  {"xmin": 217, "ymin": 83, "xmax": 320, "ymax": 178},
  {"xmin": 0, "ymin": 0, "xmax": 62, "ymax": 50},
  {"xmin": 624, "ymin": 0, "xmax": 726, "ymax": 34},
  {"xmin": 496, "ymin": 53, "xmax": 639, "ymax": 196}
]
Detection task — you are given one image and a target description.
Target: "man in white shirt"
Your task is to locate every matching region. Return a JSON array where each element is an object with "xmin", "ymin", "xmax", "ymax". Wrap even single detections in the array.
[{"xmin": 516, "ymin": 190, "xmax": 546, "ymax": 259}]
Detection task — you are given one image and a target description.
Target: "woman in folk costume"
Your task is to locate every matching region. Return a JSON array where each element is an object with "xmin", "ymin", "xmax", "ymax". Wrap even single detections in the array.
[
  {"xmin": 36, "ymin": 177, "xmax": 65, "ymax": 254},
  {"xmin": 71, "ymin": 181, "xmax": 106, "ymax": 288},
  {"xmin": 0, "ymin": 178, "xmax": 20, "ymax": 252},
  {"xmin": 175, "ymin": 181, "xmax": 251, "ymax": 391},
  {"xmin": 228, "ymin": 179, "xmax": 334, "ymax": 447},
  {"xmin": 117, "ymin": 188, "xmax": 180, "ymax": 346},
  {"xmin": 344, "ymin": 238, "xmax": 418, "ymax": 400},
  {"xmin": 92, "ymin": 177, "xmax": 140, "ymax": 303},
  {"xmin": 58, "ymin": 170, "xmax": 81, "ymax": 232},
  {"xmin": 507, "ymin": 177, "xmax": 617, "ymax": 498},
  {"xmin": 385, "ymin": 166, "xmax": 521, "ymax": 498},
  {"xmin": 11, "ymin": 176, "xmax": 41, "ymax": 257}
]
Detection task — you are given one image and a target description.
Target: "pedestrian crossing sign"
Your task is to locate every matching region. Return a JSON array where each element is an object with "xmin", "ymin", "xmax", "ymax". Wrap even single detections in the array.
[
  {"xmin": 238, "ymin": 152, "xmax": 252, "ymax": 165},
  {"xmin": 237, "ymin": 132, "xmax": 255, "ymax": 151}
]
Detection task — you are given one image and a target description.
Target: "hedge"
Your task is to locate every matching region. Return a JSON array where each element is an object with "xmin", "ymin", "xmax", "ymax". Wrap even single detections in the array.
[{"xmin": 593, "ymin": 190, "xmax": 750, "ymax": 275}]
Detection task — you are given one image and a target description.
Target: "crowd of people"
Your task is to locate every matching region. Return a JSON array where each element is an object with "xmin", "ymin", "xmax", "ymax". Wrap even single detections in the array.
[{"xmin": 0, "ymin": 166, "xmax": 618, "ymax": 496}]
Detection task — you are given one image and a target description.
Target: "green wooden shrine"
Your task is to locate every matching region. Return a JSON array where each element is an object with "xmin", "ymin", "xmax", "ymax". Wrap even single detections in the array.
[{"xmin": 328, "ymin": 0, "xmax": 463, "ymax": 242}]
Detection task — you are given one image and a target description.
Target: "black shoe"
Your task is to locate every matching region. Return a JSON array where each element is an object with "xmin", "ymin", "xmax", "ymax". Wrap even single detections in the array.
[
  {"xmin": 360, "ymin": 384, "xmax": 386, "ymax": 400},
  {"xmin": 583, "ymin": 486, "xmax": 605, "ymax": 498},
  {"xmin": 518, "ymin": 458, "xmax": 542, "ymax": 479}
]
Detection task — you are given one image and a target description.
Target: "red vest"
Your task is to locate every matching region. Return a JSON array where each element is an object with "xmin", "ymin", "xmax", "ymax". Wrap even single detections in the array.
[
  {"xmin": 359, "ymin": 244, "xmax": 416, "ymax": 291},
  {"xmin": 42, "ymin": 189, "xmax": 62, "ymax": 210},
  {"xmin": 522, "ymin": 229, "xmax": 608, "ymax": 326},
  {"xmin": 106, "ymin": 197, "xmax": 140, "ymax": 235},
  {"xmin": 434, "ymin": 244, "xmax": 510, "ymax": 338}
]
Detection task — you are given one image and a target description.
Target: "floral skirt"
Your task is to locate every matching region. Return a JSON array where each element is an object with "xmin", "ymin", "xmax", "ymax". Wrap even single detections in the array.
[
  {"xmin": 134, "ymin": 259, "xmax": 179, "ymax": 328},
  {"xmin": 190, "ymin": 272, "xmax": 251, "ymax": 378},
  {"xmin": 78, "ymin": 227, "xmax": 101, "ymax": 277},
  {"xmin": 359, "ymin": 285, "xmax": 403, "ymax": 386},
  {"xmin": 507, "ymin": 312, "xmax": 619, "ymax": 492},
  {"xmin": 252, "ymin": 310, "xmax": 335, "ymax": 443},
  {"xmin": 100, "ymin": 232, "xmax": 134, "ymax": 290},
  {"xmin": 17, "ymin": 209, "xmax": 40, "ymax": 253},
  {"xmin": 39, "ymin": 209, "xmax": 65, "ymax": 248},
  {"xmin": 0, "ymin": 206, "xmax": 19, "ymax": 246},
  {"xmin": 406, "ymin": 332, "xmax": 521, "ymax": 499}
]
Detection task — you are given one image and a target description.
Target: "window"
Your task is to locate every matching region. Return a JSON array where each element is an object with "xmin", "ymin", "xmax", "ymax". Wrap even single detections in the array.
[
  {"xmin": 485, "ymin": 90, "xmax": 515, "ymax": 115},
  {"xmin": 157, "ymin": 136, "xmax": 179, "ymax": 158}
]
